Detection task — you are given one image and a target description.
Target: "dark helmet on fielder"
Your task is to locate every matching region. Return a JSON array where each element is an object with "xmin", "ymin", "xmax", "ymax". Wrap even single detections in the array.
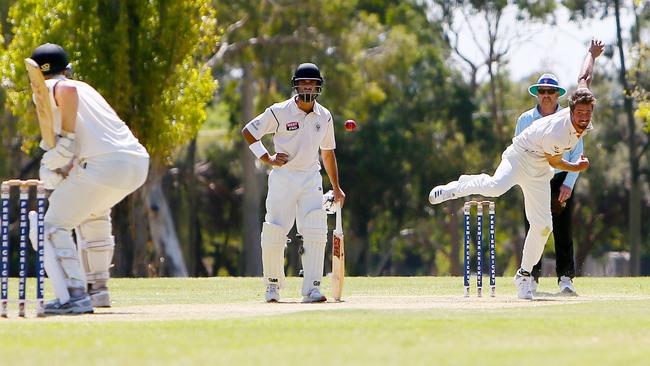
[
  {"xmin": 31, "ymin": 43, "xmax": 72, "ymax": 75},
  {"xmin": 292, "ymin": 63, "xmax": 323, "ymax": 103}
]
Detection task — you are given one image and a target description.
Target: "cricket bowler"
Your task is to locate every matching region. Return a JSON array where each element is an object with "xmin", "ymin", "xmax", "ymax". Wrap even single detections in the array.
[{"xmin": 429, "ymin": 39, "xmax": 604, "ymax": 300}]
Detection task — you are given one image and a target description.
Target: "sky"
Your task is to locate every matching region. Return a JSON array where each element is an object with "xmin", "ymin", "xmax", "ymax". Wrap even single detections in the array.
[{"xmin": 447, "ymin": 3, "xmax": 638, "ymax": 89}]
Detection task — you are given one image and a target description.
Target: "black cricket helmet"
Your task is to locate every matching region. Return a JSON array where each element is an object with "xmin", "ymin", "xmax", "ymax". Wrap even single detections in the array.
[
  {"xmin": 31, "ymin": 43, "xmax": 70, "ymax": 75},
  {"xmin": 292, "ymin": 63, "xmax": 323, "ymax": 103}
]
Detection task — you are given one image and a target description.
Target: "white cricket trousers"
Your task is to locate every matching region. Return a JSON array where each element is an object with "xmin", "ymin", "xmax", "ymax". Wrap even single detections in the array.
[
  {"xmin": 45, "ymin": 153, "xmax": 149, "ymax": 229},
  {"xmin": 454, "ymin": 145, "xmax": 554, "ymax": 272},
  {"xmin": 262, "ymin": 168, "xmax": 328, "ymax": 295},
  {"xmin": 265, "ymin": 169, "xmax": 324, "ymax": 233}
]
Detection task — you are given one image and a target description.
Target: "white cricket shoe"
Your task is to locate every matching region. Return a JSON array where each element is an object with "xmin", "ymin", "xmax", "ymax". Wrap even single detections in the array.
[
  {"xmin": 558, "ymin": 276, "xmax": 578, "ymax": 296},
  {"xmin": 302, "ymin": 288, "xmax": 327, "ymax": 303},
  {"xmin": 44, "ymin": 295, "xmax": 94, "ymax": 315},
  {"xmin": 530, "ymin": 278, "xmax": 538, "ymax": 295},
  {"xmin": 89, "ymin": 290, "xmax": 111, "ymax": 308},
  {"xmin": 428, "ymin": 181, "xmax": 458, "ymax": 205},
  {"xmin": 89, "ymin": 281, "xmax": 111, "ymax": 308},
  {"xmin": 458, "ymin": 175, "xmax": 474, "ymax": 184},
  {"xmin": 265, "ymin": 284, "xmax": 280, "ymax": 303},
  {"xmin": 514, "ymin": 268, "xmax": 533, "ymax": 300}
]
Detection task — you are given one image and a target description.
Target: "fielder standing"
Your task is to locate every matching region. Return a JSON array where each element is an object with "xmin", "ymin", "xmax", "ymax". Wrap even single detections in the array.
[
  {"xmin": 30, "ymin": 43, "xmax": 149, "ymax": 314},
  {"xmin": 515, "ymin": 74, "xmax": 581, "ymax": 295},
  {"xmin": 242, "ymin": 63, "xmax": 345, "ymax": 303},
  {"xmin": 429, "ymin": 39, "xmax": 604, "ymax": 299}
]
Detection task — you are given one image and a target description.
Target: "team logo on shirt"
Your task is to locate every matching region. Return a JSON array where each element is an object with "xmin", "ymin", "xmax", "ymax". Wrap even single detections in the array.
[
  {"xmin": 553, "ymin": 145, "xmax": 561, "ymax": 154},
  {"xmin": 251, "ymin": 120, "xmax": 261, "ymax": 131},
  {"xmin": 286, "ymin": 121, "xmax": 299, "ymax": 131},
  {"xmin": 315, "ymin": 123, "xmax": 321, "ymax": 132}
]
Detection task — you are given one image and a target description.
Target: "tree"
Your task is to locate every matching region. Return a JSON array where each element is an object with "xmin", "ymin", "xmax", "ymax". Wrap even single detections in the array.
[
  {"xmin": 210, "ymin": 0, "xmax": 476, "ymax": 276},
  {"xmin": 0, "ymin": 0, "xmax": 217, "ymax": 276},
  {"xmin": 434, "ymin": 0, "xmax": 558, "ymax": 146},
  {"xmin": 211, "ymin": 0, "xmax": 362, "ymax": 275}
]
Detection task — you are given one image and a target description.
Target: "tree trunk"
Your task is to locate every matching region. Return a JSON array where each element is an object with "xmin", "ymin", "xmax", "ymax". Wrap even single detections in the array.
[
  {"xmin": 112, "ymin": 195, "xmax": 137, "ymax": 277},
  {"xmin": 614, "ymin": 0, "xmax": 642, "ymax": 275},
  {"xmin": 144, "ymin": 161, "xmax": 188, "ymax": 277},
  {"xmin": 241, "ymin": 63, "xmax": 264, "ymax": 276},
  {"xmin": 184, "ymin": 138, "xmax": 204, "ymax": 276},
  {"xmin": 446, "ymin": 202, "xmax": 461, "ymax": 276}
]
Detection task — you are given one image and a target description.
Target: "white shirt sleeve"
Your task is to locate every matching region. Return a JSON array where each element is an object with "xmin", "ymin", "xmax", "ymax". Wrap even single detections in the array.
[
  {"xmin": 320, "ymin": 115, "xmax": 336, "ymax": 150},
  {"xmin": 244, "ymin": 107, "xmax": 279, "ymax": 140}
]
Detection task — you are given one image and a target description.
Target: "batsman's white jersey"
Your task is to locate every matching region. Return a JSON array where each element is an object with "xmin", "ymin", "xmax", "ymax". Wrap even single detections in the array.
[
  {"xmin": 245, "ymin": 98, "xmax": 335, "ymax": 172},
  {"xmin": 245, "ymin": 97, "xmax": 334, "ymax": 296},
  {"xmin": 45, "ymin": 76, "xmax": 149, "ymax": 160}
]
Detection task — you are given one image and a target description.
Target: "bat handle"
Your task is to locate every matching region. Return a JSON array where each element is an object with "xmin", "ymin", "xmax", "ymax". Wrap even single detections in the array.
[{"xmin": 335, "ymin": 203, "xmax": 343, "ymax": 233}]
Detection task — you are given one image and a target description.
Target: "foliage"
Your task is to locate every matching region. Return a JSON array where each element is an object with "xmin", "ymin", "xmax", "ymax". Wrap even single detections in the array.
[
  {"xmin": 0, "ymin": 0, "xmax": 647, "ymax": 277},
  {"xmin": 0, "ymin": 0, "xmax": 217, "ymax": 159}
]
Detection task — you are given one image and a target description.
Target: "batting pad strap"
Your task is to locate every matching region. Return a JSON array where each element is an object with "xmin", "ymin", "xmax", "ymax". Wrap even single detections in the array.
[{"xmin": 248, "ymin": 141, "xmax": 269, "ymax": 159}]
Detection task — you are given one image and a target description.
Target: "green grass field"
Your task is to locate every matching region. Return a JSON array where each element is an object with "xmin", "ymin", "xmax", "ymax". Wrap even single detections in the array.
[{"xmin": 1, "ymin": 276, "xmax": 649, "ymax": 366}]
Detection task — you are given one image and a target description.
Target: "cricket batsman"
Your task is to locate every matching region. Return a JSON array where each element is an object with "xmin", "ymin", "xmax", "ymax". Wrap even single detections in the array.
[
  {"xmin": 241, "ymin": 63, "xmax": 345, "ymax": 303},
  {"xmin": 29, "ymin": 43, "xmax": 149, "ymax": 314}
]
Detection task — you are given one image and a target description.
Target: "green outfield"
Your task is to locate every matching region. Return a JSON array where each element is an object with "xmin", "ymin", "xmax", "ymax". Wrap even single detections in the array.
[{"xmin": 0, "ymin": 277, "xmax": 649, "ymax": 366}]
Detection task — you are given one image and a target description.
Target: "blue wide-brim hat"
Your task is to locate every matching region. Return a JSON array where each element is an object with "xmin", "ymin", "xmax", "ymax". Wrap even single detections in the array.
[{"xmin": 528, "ymin": 73, "xmax": 567, "ymax": 97}]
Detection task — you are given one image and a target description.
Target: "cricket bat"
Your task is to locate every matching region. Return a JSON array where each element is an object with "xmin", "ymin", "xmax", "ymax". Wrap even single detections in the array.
[
  {"xmin": 331, "ymin": 203, "xmax": 345, "ymax": 301},
  {"xmin": 25, "ymin": 58, "xmax": 56, "ymax": 149}
]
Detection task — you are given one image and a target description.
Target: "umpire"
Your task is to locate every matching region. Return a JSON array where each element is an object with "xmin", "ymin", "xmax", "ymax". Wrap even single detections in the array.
[{"xmin": 514, "ymin": 73, "xmax": 580, "ymax": 296}]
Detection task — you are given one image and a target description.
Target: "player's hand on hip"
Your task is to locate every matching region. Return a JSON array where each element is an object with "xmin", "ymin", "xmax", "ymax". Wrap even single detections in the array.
[
  {"xmin": 268, "ymin": 152, "xmax": 289, "ymax": 166},
  {"xmin": 41, "ymin": 135, "xmax": 75, "ymax": 170},
  {"xmin": 575, "ymin": 154, "xmax": 590, "ymax": 171},
  {"xmin": 333, "ymin": 187, "xmax": 345, "ymax": 208},
  {"xmin": 558, "ymin": 184, "xmax": 573, "ymax": 203},
  {"xmin": 590, "ymin": 39, "xmax": 604, "ymax": 58}
]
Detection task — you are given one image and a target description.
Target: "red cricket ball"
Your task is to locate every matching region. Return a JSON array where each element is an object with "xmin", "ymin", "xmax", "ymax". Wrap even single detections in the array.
[{"xmin": 344, "ymin": 119, "xmax": 357, "ymax": 131}]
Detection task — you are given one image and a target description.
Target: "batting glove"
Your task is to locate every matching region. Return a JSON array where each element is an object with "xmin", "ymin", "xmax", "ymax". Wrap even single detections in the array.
[
  {"xmin": 39, "ymin": 164, "xmax": 64, "ymax": 190},
  {"xmin": 41, "ymin": 134, "xmax": 75, "ymax": 170}
]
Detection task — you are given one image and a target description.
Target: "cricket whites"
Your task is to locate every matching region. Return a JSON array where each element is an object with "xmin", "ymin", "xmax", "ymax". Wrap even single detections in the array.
[{"xmin": 332, "ymin": 203, "xmax": 345, "ymax": 301}]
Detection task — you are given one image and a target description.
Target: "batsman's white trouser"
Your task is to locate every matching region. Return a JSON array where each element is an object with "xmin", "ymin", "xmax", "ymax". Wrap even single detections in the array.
[
  {"xmin": 454, "ymin": 145, "xmax": 554, "ymax": 272},
  {"xmin": 44, "ymin": 153, "xmax": 149, "ymax": 301},
  {"xmin": 262, "ymin": 168, "xmax": 327, "ymax": 292}
]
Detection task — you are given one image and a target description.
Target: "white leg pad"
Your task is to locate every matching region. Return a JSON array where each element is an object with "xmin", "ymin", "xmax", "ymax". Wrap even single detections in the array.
[
  {"xmin": 261, "ymin": 222, "xmax": 287, "ymax": 289},
  {"xmin": 43, "ymin": 238, "xmax": 71, "ymax": 304},
  {"xmin": 28, "ymin": 211, "xmax": 70, "ymax": 303},
  {"xmin": 78, "ymin": 237, "xmax": 115, "ymax": 283},
  {"xmin": 299, "ymin": 209, "xmax": 327, "ymax": 296},
  {"xmin": 46, "ymin": 225, "xmax": 86, "ymax": 290},
  {"xmin": 76, "ymin": 215, "xmax": 114, "ymax": 286}
]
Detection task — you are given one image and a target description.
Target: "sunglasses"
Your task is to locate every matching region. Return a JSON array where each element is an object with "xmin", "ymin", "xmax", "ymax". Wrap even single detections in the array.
[{"xmin": 537, "ymin": 88, "xmax": 559, "ymax": 95}]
